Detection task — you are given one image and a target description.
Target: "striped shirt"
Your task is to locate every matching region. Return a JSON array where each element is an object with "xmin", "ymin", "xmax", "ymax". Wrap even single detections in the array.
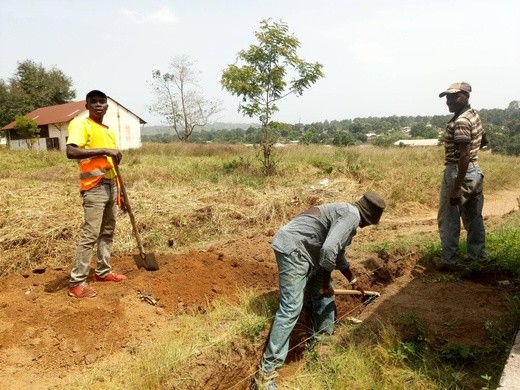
[
  {"xmin": 444, "ymin": 105, "xmax": 484, "ymax": 165},
  {"xmin": 271, "ymin": 203, "xmax": 360, "ymax": 272}
]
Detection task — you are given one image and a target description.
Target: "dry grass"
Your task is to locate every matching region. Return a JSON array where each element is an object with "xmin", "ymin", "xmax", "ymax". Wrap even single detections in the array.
[
  {"xmin": 1, "ymin": 144, "xmax": 519, "ymax": 275},
  {"xmin": 62, "ymin": 289, "xmax": 273, "ymax": 390},
  {"xmin": 2, "ymin": 144, "xmax": 519, "ymax": 389}
]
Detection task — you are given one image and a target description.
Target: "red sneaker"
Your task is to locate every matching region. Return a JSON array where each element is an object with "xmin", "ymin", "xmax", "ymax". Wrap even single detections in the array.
[
  {"xmin": 68, "ymin": 283, "xmax": 97, "ymax": 298},
  {"xmin": 93, "ymin": 272, "xmax": 127, "ymax": 282}
]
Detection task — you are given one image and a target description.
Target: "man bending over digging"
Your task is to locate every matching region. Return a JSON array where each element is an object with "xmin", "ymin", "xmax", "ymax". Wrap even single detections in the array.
[{"xmin": 253, "ymin": 192, "xmax": 386, "ymax": 389}]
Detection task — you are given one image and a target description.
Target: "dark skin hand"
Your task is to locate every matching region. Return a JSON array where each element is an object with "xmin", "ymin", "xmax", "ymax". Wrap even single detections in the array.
[
  {"xmin": 320, "ymin": 268, "xmax": 364, "ymax": 297},
  {"xmin": 451, "ymin": 142, "xmax": 470, "ymax": 206}
]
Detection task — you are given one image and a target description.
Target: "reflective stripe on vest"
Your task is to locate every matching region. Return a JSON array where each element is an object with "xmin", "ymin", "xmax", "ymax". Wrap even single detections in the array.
[{"xmin": 78, "ymin": 157, "xmax": 113, "ymax": 191}]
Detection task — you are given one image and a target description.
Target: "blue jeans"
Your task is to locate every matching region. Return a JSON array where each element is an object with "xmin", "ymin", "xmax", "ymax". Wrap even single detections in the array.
[
  {"xmin": 438, "ymin": 163, "xmax": 487, "ymax": 264},
  {"xmin": 260, "ymin": 249, "xmax": 335, "ymax": 374},
  {"xmin": 70, "ymin": 182, "xmax": 117, "ymax": 286}
]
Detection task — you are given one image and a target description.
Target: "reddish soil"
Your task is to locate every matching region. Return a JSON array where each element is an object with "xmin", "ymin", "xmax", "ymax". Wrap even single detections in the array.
[{"xmin": 0, "ymin": 191, "xmax": 518, "ymax": 389}]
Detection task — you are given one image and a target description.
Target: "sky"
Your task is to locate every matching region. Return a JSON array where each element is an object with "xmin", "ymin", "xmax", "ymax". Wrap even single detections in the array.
[{"xmin": 1, "ymin": 0, "xmax": 519, "ymax": 126}]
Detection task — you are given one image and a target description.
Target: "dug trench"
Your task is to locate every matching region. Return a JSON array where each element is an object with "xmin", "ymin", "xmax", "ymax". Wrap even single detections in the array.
[{"xmin": 1, "ymin": 212, "xmax": 518, "ymax": 390}]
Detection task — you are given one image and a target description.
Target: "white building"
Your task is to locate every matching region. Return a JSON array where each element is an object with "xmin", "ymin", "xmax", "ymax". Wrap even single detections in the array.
[
  {"xmin": 1, "ymin": 97, "xmax": 146, "ymax": 151},
  {"xmin": 393, "ymin": 139, "xmax": 439, "ymax": 147}
]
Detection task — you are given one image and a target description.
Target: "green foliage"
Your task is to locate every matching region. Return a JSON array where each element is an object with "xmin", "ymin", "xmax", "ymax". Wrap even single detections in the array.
[
  {"xmin": 140, "ymin": 101, "xmax": 520, "ymax": 157},
  {"xmin": 486, "ymin": 228, "xmax": 520, "ymax": 276},
  {"xmin": 240, "ymin": 316, "xmax": 269, "ymax": 341},
  {"xmin": 440, "ymin": 344, "xmax": 482, "ymax": 363},
  {"xmin": 372, "ymin": 132, "xmax": 403, "ymax": 147},
  {"xmin": 410, "ymin": 123, "xmax": 440, "ymax": 139},
  {"xmin": 480, "ymin": 101, "xmax": 520, "ymax": 155},
  {"xmin": 221, "ymin": 19, "xmax": 324, "ymax": 120},
  {"xmin": 13, "ymin": 116, "xmax": 39, "ymax": 150},
  {"xmin": 480, "ymin": 374, "xmax": 492, "ymax": 390},
  {"xmin": 221, "ymin": 18, "xmax": 324, "ymax": 175},
  {"xmin": 388, "ymin": 341, "xmax": 417, "ymax": 361},
  {"xmin": 222, "ymin": 156, "xmax": 252, "ymax": 173},
  {"xmin": 0, "ymin": 60, "xmax": 75, "ymax": 127},
  {"xmin": 397, "ymin": 312, "xmax": 428, "ymax": 343},
  {"xmin": 332, "ymin": 131, "xmax": 359, "ymax": 146},
  {"xmin": 145, "ymin": 231, "xmax": 163, "ymax": 245},
  {"xmin": 419, "ymin": 212, "xmax": 520, "ymax": 277}
]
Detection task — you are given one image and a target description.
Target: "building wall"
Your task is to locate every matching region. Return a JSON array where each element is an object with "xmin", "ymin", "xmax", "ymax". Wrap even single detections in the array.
[
  {"xmin": 51, "ymin": 122, "xmax": 70, "ymax": 150},
  {"xmin": 92, "ymin": 98, "xmax": 142, "ymax": 150},
  {"xmin": 9, "ymin": 136, "xmax": 60, "ymax": 150},
  {"xmin": 7, "ymin": 98, "xmax": 142, "ymax": 151},
  {"xmin": 9, "ymin": 121, "xmax": 74, "ymax": 151},
  {"xmin": 106, "ymin": 102, "xmax": 142, "ymax": 150}
]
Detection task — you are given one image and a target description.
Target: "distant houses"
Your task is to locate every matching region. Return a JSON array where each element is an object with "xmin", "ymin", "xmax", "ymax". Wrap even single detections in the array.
[
  {"xmin": 1, "ymin": 97, "xmax": 146, "ymax": 151},
  {"xmin": 393, "ymin": 139, "xmax": 440, "ymax": 147}
]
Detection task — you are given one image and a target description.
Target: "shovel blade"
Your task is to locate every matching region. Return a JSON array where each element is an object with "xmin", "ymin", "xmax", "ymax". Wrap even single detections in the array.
[{"xmin": 133, "ymin": 252, "xmax": 159, "ymax": 271}]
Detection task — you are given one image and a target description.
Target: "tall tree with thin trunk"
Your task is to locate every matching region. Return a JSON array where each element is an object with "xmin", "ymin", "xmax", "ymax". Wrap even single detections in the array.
[
  {"xmin": 221, "ymin": 19, "xmax": 324, "ymax": 175},
  {"xmin": 149, "ymin": 56, "xmax": 222, "ymax": 143}
]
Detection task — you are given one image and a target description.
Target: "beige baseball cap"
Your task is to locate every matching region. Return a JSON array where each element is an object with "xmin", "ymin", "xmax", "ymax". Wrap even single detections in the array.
[{"xmin": 439, "ymin": 82, "xmax": 472, "ymax": 98}]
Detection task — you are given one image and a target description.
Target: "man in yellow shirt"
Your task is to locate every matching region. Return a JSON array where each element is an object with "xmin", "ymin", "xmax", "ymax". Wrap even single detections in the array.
[{"xmin": 66, "ymin": 90, "xmax": 126, "ymax": 298}]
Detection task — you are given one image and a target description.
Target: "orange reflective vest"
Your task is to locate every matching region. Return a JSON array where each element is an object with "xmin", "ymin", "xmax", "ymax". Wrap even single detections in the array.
[{"xmin": 78, "ymin": 157, "xmax": 114, "ymax": 191}]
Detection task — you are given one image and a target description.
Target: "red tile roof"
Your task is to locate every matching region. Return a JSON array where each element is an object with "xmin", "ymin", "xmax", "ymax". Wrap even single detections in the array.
[
  {"xmin": 1, "ymin": 101, "xmax": 86, "ymax": 130},
  {"xmin": 1, "ymin": 98, "xmax": 146, "ymax": 130}
]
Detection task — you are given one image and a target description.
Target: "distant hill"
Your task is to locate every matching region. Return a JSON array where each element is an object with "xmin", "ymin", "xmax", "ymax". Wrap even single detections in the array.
[{"xmin": 142, "ymin": 122, "xmax": 259, "ymax": 136}]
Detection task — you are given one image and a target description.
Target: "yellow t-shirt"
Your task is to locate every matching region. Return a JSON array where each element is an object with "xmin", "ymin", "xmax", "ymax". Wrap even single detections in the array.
[{"xmin": 67, "ymin": 117, "xmax": 118, "ymax": 179}]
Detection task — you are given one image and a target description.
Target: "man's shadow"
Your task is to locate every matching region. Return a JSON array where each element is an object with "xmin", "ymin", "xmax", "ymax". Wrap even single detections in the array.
[{"xmin": 44, "ymin": 268, "xmax": 96, "ymax": 293}]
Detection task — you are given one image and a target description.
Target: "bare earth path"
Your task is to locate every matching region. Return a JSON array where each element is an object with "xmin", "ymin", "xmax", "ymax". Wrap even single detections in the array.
[{"xmin": 0, "ymin": 188, "xmax": 518, "ymax": 389}]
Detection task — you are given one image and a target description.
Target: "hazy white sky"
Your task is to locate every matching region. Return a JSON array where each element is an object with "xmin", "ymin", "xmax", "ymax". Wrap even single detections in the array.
[{"xmin": 1, "ymin": 0, "xmax": 519, "ymax": 126}]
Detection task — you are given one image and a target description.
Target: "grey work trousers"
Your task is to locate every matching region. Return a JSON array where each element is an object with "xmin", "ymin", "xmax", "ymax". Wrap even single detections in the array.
[
  {"xmin": 69, "ymin": 182, "xmax": 117, "ymax": 286},
  {"xmin": 438, "ymin": 163, "xmax": 487, "ymax": 264}
]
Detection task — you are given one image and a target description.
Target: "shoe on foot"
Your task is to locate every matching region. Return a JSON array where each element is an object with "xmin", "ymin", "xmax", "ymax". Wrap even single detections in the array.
[
  {"xmin": 437, "ymin": 262, "xmax": 462, "ymax": 272},
  {"xmin": 252, "ymin": 370, "xmax": 278, "ymax": 390},
  {"xmin": 477, "ymin": 257, "xmax": 496, "ymax": 265},
  {"xmin": 68, "ymin": 282, "xmax": 97, "ymax": 298},
  {"xmin": 93, "ymin": 272, "xmax": 127, "ymax": 282}
]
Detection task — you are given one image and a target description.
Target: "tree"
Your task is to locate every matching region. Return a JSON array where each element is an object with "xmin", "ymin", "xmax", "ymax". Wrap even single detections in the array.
[
  {"xmin": 221, "ymin": 19, "xmax": 324, "ymax": 175},
  {"xmin": 0, "ymin": 80, "xmax": 11, "ymax": 127},
  {"xmin": 410, "ymin": 123, "xmax": 439, "ymax": 138},
  {"xmin": 332, "ymin": 131, "xmax": 358, "ymax": 146},
  {"xmin": 0, "ymin": 60, "xmax": 76, "ymax": 127},
  {"xmin": 149, "ymin": 55, "xmax": 222, "ymax": 143},
  {"xmin": 372, "ymin": 132, "xmax": 403, "ymax": 147},
  {"xmin": 13, "ymin": 116, "xmax": 40, "ymax": 150}
]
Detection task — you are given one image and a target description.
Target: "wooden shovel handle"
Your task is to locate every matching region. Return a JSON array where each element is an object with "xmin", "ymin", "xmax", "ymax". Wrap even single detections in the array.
[
  {"xmin": 334, "ymin": 289, "xmax": 380, "ymax": 296},
  {"xmin": 114, "ymin": 164, "xmax": 146, "ymax": 257}
]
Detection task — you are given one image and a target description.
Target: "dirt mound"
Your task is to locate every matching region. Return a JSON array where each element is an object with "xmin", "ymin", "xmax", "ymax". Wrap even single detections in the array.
[
  {"xmin": 0, "ymin": 190, "xmax": 519, "ymax": 389},
  {"xmin": 0, "ymin": 234, "xmax": 277, "ymax": 390}
]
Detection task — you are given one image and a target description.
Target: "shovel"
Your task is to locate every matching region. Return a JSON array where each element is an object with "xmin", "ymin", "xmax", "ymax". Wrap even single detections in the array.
[{"xmin": 114, "ymin": 164, "xmax": 159, "ymax": 271}]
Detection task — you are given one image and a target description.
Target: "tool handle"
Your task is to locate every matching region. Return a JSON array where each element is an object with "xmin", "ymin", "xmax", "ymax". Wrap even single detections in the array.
[
  {"xmin": 114, "ymin": 164, "xmax": 146, "ymax": 257},
  {"xmin": 334, "ymin": 289, "xmax": 380, "ymax": 296}
]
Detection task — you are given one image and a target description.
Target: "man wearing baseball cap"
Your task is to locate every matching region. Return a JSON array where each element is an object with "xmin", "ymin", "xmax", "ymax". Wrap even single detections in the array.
[
  {"xmin": 437, "ymin": 82, "xmax": 488, "ymax": 271},
  {"xmin": 252, "ymin": 192, "xmax": 386, "ymax": 389},
  {"xmin": 66, "ymin": 90, "xmax": 127, "ymax": 298}
]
